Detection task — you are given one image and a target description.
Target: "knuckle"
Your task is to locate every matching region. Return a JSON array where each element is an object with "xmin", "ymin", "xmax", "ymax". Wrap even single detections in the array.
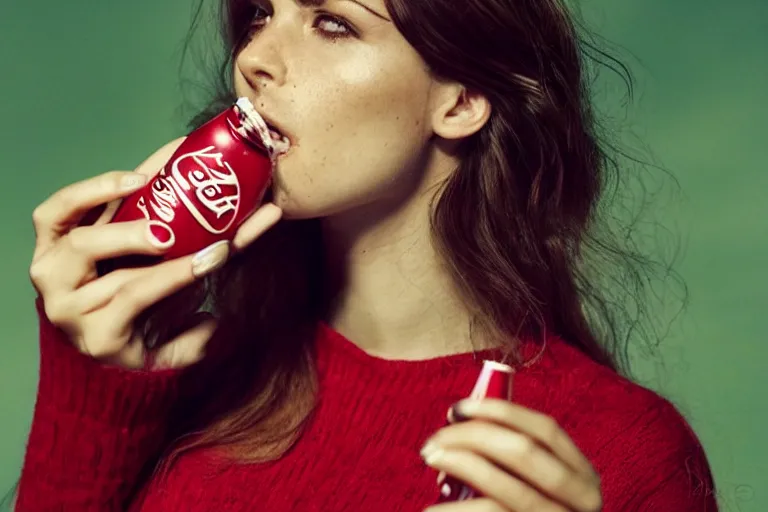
[
  {"xmin": 53, "ymin": 189, "xmax": 76, "ymax": 214},
  {"xmin": 115, "ymin": 282, "xmax": 137, "ymax": 303},
  {"xmin": 86, "ymin": 342, "xmax": 115, "ymax": 359},
  {"xmin": 28, "ymin": 260, "xmax": 48, "ymax": 286},
  {"xmin": 104, "ymin": 170, "xmax": 127, "ymax": 190},
  {"xmin": 80, "ymin": 322, "xmax": 127, "ymax": 358},
  {"xmin": 78, "ymin": 334, "xmax": 108, "ymax": 358},
  {"xmin": 538, "ymin": 415, "xmax": 561, "ymax": 444},
  {"xmin": 514, "ymin": 486, "xmax": 542, "ymax": 511},
  {"xmin": 584, "ymin": 489, "xmax": 603, "ymax": 511},
  {"xmin": 471, "ymin": 458, "xmax": 495, "ymax": 483},
  {"xmin": 546, "ymin": 465, "xmax": 569, "ymax": 495},
  {"xmin": 29, "ymin": 251, "xmax": 60, "ymax": 290},
  {"xmin": 31, "ymin": 204, "xmax": 48, "ymax": 229},
  {"xmin": 512, "ymin": 434, "xmax": 535, "ymax": 459},
  {"xmin": 114, "ymin": 281, "xmax": 145, "ymax": 310},
  {"xmin": 481, "ymin": 500, "xmax": 505, "ymax": 512},
  {"xmin": 64, "ymin": 227, "xmax": 89, "ymax": 253},
  {"xmin": 43, "ymin": 297, "xmax": 70, "ymax": 325}
]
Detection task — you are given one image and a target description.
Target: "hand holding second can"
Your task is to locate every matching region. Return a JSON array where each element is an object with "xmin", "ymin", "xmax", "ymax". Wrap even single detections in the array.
[{"xmin": 28, "ymin": 138, "xmax": 282, "ymax": 370}]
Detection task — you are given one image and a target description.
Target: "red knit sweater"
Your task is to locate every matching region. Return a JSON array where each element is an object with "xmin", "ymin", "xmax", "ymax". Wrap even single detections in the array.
[{"xmin": 16, "ymin": 303, "xmax": 718, "ymax": 511}]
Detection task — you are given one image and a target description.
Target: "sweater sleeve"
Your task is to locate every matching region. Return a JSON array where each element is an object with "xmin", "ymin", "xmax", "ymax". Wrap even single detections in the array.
[
  {"xmin": 634, "ymin": 401, "xmax": 718, "ymax": 511},
  {"xmin": 15, "ymin": 300, "xmax": 185, "ymax": 511},
  {"xmin": 599, "ymin": 394, "xmax": 719, "ymax": 511}
]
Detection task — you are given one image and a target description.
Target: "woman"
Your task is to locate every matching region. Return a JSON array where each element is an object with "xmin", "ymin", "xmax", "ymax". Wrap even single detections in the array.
[{"xmin": 13, "ymin": 0, "xmax": 717, "ymax": 510}]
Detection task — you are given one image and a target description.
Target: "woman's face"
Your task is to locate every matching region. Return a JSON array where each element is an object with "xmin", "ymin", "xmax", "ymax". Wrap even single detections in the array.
[{"xmin": 233, "ymin": 0, "xmax": 447, "ymax": 219}]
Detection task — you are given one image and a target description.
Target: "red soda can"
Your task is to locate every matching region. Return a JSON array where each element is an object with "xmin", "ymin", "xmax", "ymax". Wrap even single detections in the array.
[
  {"xmin": 99, "ymin": 97, "xmax": 280, "ymax": 272},
  {"xmin": 438, "ymin": 360, "xmax": 514, "ymax": 502}
]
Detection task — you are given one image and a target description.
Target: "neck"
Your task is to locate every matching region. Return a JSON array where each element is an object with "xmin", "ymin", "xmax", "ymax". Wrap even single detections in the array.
[{"xmin": 321, "ymin": 158, "xmax": 484, "ymax": 361}]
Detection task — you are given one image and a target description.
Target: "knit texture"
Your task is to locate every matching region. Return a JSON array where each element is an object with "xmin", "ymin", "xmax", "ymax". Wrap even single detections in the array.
[{"xmin": 17, "ymin": 303, "xmax": 718, "ymax": 511}]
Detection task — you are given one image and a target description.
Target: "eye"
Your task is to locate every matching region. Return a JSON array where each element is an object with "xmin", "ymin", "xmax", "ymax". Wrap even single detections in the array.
[
  {"xmin": 250, "ymin": 5, "xmax": 271, "ymax": 28},
  {"xmin": 245, "ymin": 4, "xmax": 357, "ymax": 41},
  {"xmin": 313, "ymin": 13, "xmax": 357, "ymax": 40}
]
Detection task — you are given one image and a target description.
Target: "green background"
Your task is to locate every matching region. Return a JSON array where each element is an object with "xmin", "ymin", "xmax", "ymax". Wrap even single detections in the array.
[{"xmin": 0, "ymin": 0, "xmax": 765, "ymax": 509}]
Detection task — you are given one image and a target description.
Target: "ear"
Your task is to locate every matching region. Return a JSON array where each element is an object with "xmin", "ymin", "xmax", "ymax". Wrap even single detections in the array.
[{"xmin": 430, "ymin": 84, "xmax": 492, "ymax": 140}]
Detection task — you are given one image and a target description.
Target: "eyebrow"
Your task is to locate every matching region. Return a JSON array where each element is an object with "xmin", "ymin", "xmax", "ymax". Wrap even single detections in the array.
[
  {"xmin": 297, "ymin": 0, "xmax": 391, "ymax": 22},
  {"xmin": 342, "ymin": 0, "xmax": 391, "ymax": 22}
]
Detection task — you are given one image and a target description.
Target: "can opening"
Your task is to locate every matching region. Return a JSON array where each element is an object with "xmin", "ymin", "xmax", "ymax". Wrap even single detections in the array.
[{"xmin": 234, "ymin": 97, "xmax": 277, "ymax": 159}]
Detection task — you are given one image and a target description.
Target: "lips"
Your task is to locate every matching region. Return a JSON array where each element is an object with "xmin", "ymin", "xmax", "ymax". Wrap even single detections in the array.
[
  {"xmin": 258, "ymin": 113, "xmax": 292, "ymax": 156},
  {"xmin": 234, "ymin": 97, "xmax": 293, "ymax": 157}
]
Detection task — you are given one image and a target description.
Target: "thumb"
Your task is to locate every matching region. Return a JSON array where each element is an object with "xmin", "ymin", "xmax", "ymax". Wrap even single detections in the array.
[{"xmin": 150, "ymin": 313, "xmax": 217, "ymax": 370}]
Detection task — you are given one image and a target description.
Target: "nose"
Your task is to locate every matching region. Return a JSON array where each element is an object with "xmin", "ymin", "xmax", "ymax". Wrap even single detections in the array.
[{"xmin": 236, "ymin": 23, "xmax": 289, "ymax": 88}]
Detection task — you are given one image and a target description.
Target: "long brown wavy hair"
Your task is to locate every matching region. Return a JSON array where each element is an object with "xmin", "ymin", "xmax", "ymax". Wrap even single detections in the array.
[{"xmin": 141, "ymin": 0, "xmax": 684, "ymax": 469}]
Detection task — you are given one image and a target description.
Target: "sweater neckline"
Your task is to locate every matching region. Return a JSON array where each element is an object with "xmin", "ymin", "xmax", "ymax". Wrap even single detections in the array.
[{"xmin": 315, "ymin": 322, "xmax": 530, "ymax": 372}]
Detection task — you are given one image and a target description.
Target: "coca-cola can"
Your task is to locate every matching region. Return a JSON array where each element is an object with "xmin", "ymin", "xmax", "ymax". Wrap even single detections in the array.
[
  {"xmin": 438, "ymin": 360, "xmax": 515, "ymax": 502},
  {"xmin": 100, "ymin": 97, "xmax": 276, "ymax": 272}
]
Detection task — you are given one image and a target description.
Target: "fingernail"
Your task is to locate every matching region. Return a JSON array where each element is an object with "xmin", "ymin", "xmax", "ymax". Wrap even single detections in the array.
[
  {"xmin": 455, "ymin": 399, "xmax": 480, "ymax": 418},
  {"xmin": 436, "ymin": 471, "xmax": 446, "ymax": 485},
  {"xmin": 121, "ymin": 174, "xmax": 147, "ymax": 191},
  {"xmin": 420, "ymin": 441, "xmax": 443, "ymax": 466},
  {"xmin": 146, "ymin": 221, "xmax": 175, "ymax": 249},
  {"xmin": 192, "ymin": 240, "xmax": 230, "ymax": 278}
]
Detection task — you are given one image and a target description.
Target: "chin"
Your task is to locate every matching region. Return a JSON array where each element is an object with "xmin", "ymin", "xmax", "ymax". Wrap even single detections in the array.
[
  {"xmin": 267, "ymin": 187, "xmax": 323, "ymax": 221},
  {"xmin": 268, "ymin": 187, "xmax": 373, "ymax": 222}
]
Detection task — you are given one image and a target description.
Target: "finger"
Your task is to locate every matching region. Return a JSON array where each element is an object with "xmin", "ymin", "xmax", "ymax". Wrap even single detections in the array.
[
  {"xmin": 150, "ymin": 314, "xmax": 217, "ymax": 370},
  {"xmin": 32, "ymin": 171, "xmax": 148, "ymax": 256},
  {"xmin": 66, "ymin": 219, "xmax": 174, "ymax": 262},
  {"xmin": 68, "ymin": 266, "xmax": 147, "ymax": 315},
  {"xmin": 97, "ymin": 240, "xmax": 231, "ymax": 329},
  {"xmin": 99, "ymin": 335, "xmax": 147, "ymax": 370},
  {"xmin": 65, "ymin": 240, "xmax": 228, "ymax": 358},
  {"xmin": 94, "ymin": 198, "xmax": 122, "ymax": 225},
  {"xmin": 232, "ymin": 202, "xmax": 283, "ymax": 251},
  {"xmin": 36, "ymin": 266, "xmax": 145, "ymax": 331},
  {"xmin": 77, "ymin": 306, "xmax": 136, "ymax": 358},
  {"xmin": 36, "ymin": 220, "xmax": 175, "ymax": 295},
  {"xmin": 424, "ymin": 498, "xmax": 506, "ymax": 512},
  {"xmin": 451, "ymin": 400, "xmax": 596, "ymax": 479},
  {"xmin": 422, "ymin": 448, "xmax": 569, "ymax": 512},
  {"xmin": 428, "ymin": 421, "xmax": 596, "ymax": 511}
]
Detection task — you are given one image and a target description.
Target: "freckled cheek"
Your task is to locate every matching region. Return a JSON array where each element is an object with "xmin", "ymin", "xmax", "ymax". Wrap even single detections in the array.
[
  {"xmin": 291, "ymin": 60, "xmax": 428, "ymax": 145},
  {"xmin": 300, "ymin": 89, "xmax": 409, "ymax": 143},
  {"xmin": 331, "ymin": 60, "xmax": 419, "ymax": 109}
]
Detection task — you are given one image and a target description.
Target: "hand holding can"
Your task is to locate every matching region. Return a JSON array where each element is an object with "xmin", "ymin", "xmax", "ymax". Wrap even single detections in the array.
[
  {"xmin": 100, "ymin": 97, "xmax": 280, "ymax": 273},
  {"xmin": 29, "ymin": 99, "xmax": 285, "ymax": 369},
  {"xmin": 437, "ymin": 360, "xmax": 515, "ymax": 502}
]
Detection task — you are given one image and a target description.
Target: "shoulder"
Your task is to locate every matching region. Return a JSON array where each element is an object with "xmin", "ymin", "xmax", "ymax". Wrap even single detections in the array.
[{"xmin": 521, "ymin": 338, "xmax": 719, "ymax": 510}]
